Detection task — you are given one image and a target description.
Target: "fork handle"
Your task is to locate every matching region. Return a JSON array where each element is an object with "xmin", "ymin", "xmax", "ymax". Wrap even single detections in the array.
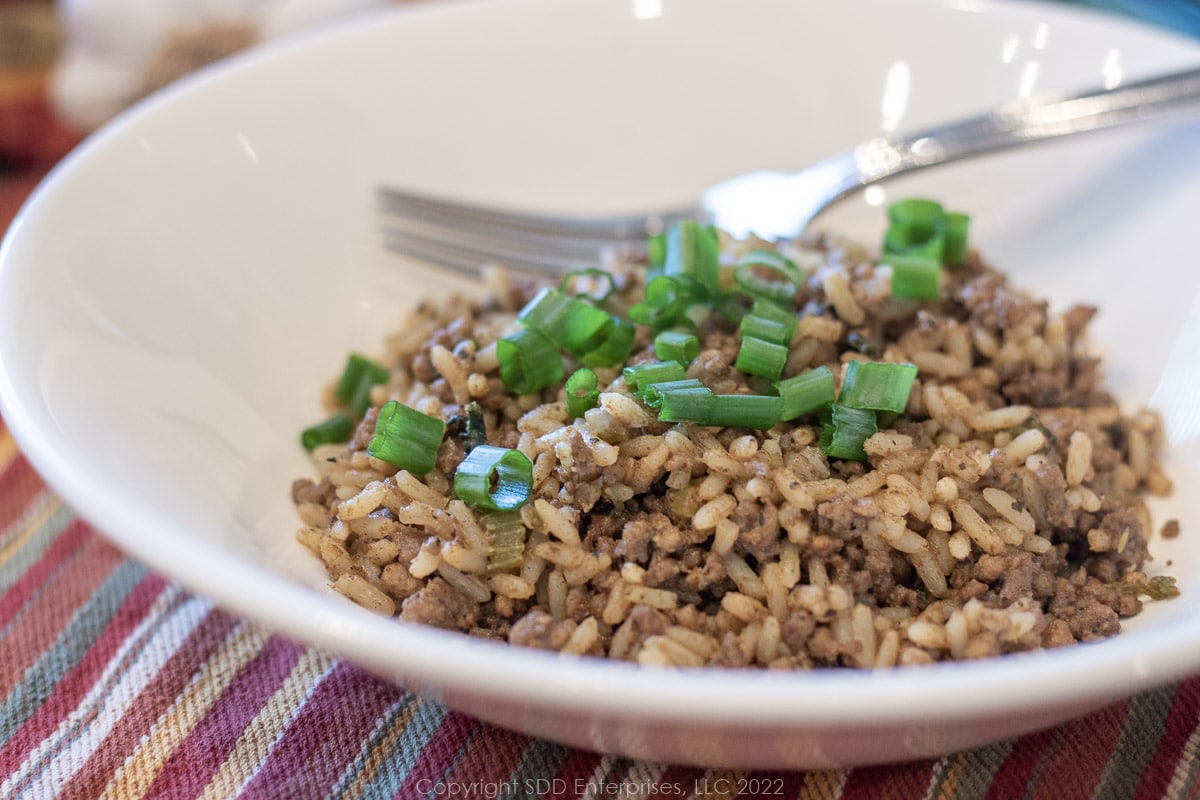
[{"xmin": 852, "ymin": 65, "xmax": 1200, "ymax": 188}]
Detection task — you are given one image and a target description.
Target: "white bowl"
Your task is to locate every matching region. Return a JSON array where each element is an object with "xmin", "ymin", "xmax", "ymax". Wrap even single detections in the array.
[{"xmin": 3, "ymin": 0, "xmax": 1200, "ymax": 769}]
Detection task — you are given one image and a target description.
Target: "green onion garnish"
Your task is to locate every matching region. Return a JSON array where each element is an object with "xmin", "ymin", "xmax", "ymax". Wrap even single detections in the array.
[
  {"xmin": 887, "ymin": 197, "xmax": 946, "ymax": 227},
  {"xmin": 657, "ymin": 386, "xmax": 716, "ymax": 422},
  {"xmin": 367, "ymin": 400, "xmax": 446, "ymax": 475},
  {"xmin": 838, "ymin": 360, "xmax": 918, "ymax": 414},
  {"xmin": 663, "ymin": 220, "xmax": 720, "ymax": 294},
  {"xmin": 484, "ymin": 510, "xmax": 527, "ymax": 573},
  {"xmin": 734, "ymin": 250, "xmax": 804, "ymax": 304},
  {"xmin": 301, "ymin": 412, "xmax": 356, "ymax": 451},
  {"xmin": 453, "ymin": 445, "xmax": 534, "ymax": 511},
  {"xmin": 654, "ymin": 330, "xmax": 699, "ymax": 365},
  {"xmin": 942, "ymin": 212, "xmax": 971, "ymax": 265},
  {"xmin": 773, "ymin": 366, "xmax": 835, "ymax": 420},
  {"xmin": 497, "ymin": 328, "xmax": 564, "ymax": 396},
  {"xmin": 739, "ymin": 313, "xmax": 792, "ymax": 346},
  {"xmin": 748, "ymin": 298, "xmax": 798, "ymax": 342},
  {"xmin": 885, "ymin": 254, "xmax": 942, "ymax": 300},
  {"xmin": 623, "ymin": 361, "xmax": 687, "ymax": 395},
  {"xmin": 735, "ymin": 336, "xmax": 788, "ymax": 380},
  {"xmin": 819, "ymin": 403, "xmax": 878, "ymax": 462},
  {"xmin": 577, "ymin": 317, "xmax": 635, "ymax": 368},
  {"xmin": 334, "ymin": 353, "xmax": 390, "ymax": 418},
  {"xmin": 517, "ymin": 287, "xmax": 612, "ymax": 356},
  {"xmin": 565, "ymin": 368, "xmax": 600, "ymax": 418},
  {"xmin": 703, "ymin": 394, "xmax": 782, "ymax": 429},
  {"xmin": 559, "ymin": 268, "xmax": 616, "ymax": 303},
  {"xmin": 642, "ymin": 378, "xmax": 706, "ymax": 409}
]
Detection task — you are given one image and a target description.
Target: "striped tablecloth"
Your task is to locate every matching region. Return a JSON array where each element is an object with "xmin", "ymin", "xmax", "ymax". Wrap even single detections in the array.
[{"xmin": 4, "ymin": 416, "xmax": 1200, "ymax": 799}]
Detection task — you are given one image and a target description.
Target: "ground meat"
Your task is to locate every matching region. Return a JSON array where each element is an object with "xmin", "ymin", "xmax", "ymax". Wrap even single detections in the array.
[
  {"xmin": 291, "ymin": 477, "xmax": 334, "ymax": 507},
  {"xmin": 731, "ymin": 500, "xmax": 781, "ymax": 561},
  {"xmin": 399, "ymin": 577, "xmax": 480, "ymax": 631},
  {"xmin": 780, "ymin": 609, "xmax": 816, "ymax": 654},
  {"xmin": 974, "ymin": 551, "xmax": 1035, "ymax": 605},
  {"xmin": 508, "ymin": 608, "xmax": 573, "ymax": 651}
]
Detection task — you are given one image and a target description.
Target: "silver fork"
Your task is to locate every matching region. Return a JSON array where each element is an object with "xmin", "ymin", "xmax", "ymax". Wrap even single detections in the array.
[{"xmin": 380, "ymin": 65, "xmax": 1200, "ymax": 276}]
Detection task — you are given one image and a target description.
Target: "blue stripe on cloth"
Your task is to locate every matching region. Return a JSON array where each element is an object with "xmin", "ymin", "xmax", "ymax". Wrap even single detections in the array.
[
  {"xmin": 351, "ymin": 698, "xmax": 450, "ymax": 800},
  {"xmin": 0, "ymin": 500, "xmax": 79, "ymax": 619},
  {"xmin": 500, "ymin": 739, "xmax": 570, "ymax": 800},
  {"xmin": 0, "ymin": 559, "xmax": 148, "ymax": 745}
]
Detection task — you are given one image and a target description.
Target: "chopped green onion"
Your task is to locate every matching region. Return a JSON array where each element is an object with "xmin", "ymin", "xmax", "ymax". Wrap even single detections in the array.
[
  {"xmin": 497, "ymin": 328, "xmax": 564, "ymax": 396},
  {"xmin": 654, "ymin": 330, "xmax": 699, "ymax": 365},
  {"xmin": 663, "ymin": 220, "xmax": 720, "ymax": 294},
  {"xmin": 884, "ymin": 254, "xmax": 942, "ymax": 300},
  {"xmin": 819, "ymin": 403, "xmax": 878, "ymax": 461},
  {"xmin": 740, "ymin": 313, "xmax": 792, "ymax": 346},
  {"xmin": 642, "ymin": 378, "xmax": 706, "ymax": 409},
  {"xmin": 577, "ymin": 317, "xmax": 635, "ymax": 368},
  {"xmin": 367, "ymin": 400, "xmax": 446, "ymax": 475},
  {"xmin": 735, "ymin": 336, "xmax": 788, "ymax": 380},
  {"xmin": 749, "ymin": 298, "xmax": 798, "ymax": 341},
  {"xmin": 774, "ymin": 366, "xmax": 835, "ymax": 420},
  {"xmin": 517, "ymin": 287, "xmax": 612, "ymax": 355},
  {"xmin": 657, "ymin": 386, "xmax": 715, "ymax": 422},
  {"xmin": 883, "ymin": 220, "xmax": 945, "ymax": 262},
  {"xmin": 703, "ymin": 394, "xmax": 782, "ymax": 429},
  {"xmin": 559, "ymin": 268, "xmax": 616, "ymax": 303},
  {"xmin": 734, "ymin": 250, "xmax": 804, "ymax": 303},
  {"xmin": 942, "ymin": 212, "xmax": 971, "ymax": 265},
  {"xmin": 647, "ymin": 231, "xmax": 667, "ymax": 273},
  {"xmin": 838, "ymin": 360, "xmax": 918, "ymax": 414},
  {"xmin": 484, "ymin": 510, "xmax": 527, "ymax": 573},
  {"xmin": 623, "ymin": 361, "xmax": 686, "ymax": 395},
  {"xmin": 565, "ymin": 368, "xmax": 600, "ymax": 418},
  {"xmin": 301, "ymin": 412, "xmax": 355, "ymax": 450},
  {"xmin": 334, "ymin": 354, "xmax": 390, "ymax": 418},
  {"xmin": 887, "ymin": 197, "xmax": 945, "ymax": 227},
  {"xmin": 453, "ymin": 445, "xmax": 533, "ymax": 511}
]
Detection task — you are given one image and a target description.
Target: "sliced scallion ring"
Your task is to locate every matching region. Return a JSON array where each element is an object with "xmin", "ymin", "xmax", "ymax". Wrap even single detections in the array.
[
  {"xmin": 733, "ymin": 250, "xmax": 803, "ymax": 304},
  {"xmin": 453, "ymin": 445, "xmax": 534, "ymax": 511},
  {"xmin": 497, "ymin": 328, "xmax": 564, "ymax": 396},
  {"xmin": 367, "ymin": 400, "xmax": 446, "ymax": 475},
  {"xmin": 565, "ymin": 368, "xmax": 600, "ymax": 418},
  {"xmin": 837, "ymin": 360, "xmax": 918, "ymax": 414}
]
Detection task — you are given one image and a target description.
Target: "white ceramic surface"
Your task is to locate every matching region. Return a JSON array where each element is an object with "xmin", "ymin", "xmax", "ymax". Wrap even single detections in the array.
[{"xmin": 3, "ymin": 0, "xmax": 1200, "ymax": 769}]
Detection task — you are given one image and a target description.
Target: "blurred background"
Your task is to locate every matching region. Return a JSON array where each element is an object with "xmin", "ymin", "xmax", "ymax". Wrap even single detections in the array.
[{"xmin": 1, "ymin": 0, "xmax": 1198, "ymax": 227}]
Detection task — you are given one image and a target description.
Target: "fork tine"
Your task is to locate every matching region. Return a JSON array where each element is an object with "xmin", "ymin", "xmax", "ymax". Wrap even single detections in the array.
[
  {"xmin": 379, "ymin": 185, "xmax": 698, "ymax": 242},
  {"xmin": 381, "ymin": 224, "xmax": 611, "ymax": 276}
]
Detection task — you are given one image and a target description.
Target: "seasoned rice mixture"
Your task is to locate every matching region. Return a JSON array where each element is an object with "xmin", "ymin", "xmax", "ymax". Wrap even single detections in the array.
[{"xmin": 292, "ymin": 216, "xmax": 1177, "ymax": 668}]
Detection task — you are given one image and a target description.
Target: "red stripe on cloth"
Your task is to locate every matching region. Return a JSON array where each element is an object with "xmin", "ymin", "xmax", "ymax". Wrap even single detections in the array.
[
  {"xmin": 0, "ymin": 455, "xmax": 43, "ymax": 531},
  {"xmin": 392, "ymin": 711, "xmax": 481, "ymax": 799},
  {"xmin": 58, "ymin": 607, "xmax": 242, "ymax": 800},
  {"xmin": 0, "ymin": 572, "xmax": 169, "ymax": 784},
  {"xmin": 0, "ymin": 527, "xmax": 119, "ymax": 685},
  {"xmin": 237, "ymin": 661, "xmax": 403, "ymax": 800},
  {"xmin": 141, "ymin": 634, "xmax": 307, "ymax": 800},
  {"xmin": 1133, "ymin": 678, "xmax": 1200, "ymax": 800},
  {"xmin": 435, "ymin": 723, "xmax": 527, "ymax": 793},
  {"xmin": 0, "ymin": 520, "xmax": 93, "ymax": 631},
  {"xmin": 840, "ymin": 757, "xmax": 935, "ymax": 799},
  {"xmin": 647, "ymin": 764, "xmax": 707, "ymax": 799},
  {"xmin": 550, "ymin": 746, "xmax": 604, "ymax": 794},
  {"xmin": 1031, "ymin": 700, "xmax": 1131, "ymax": 800},
  {"xmin": 983, "ymin": 726, "xmax": 1058, "ymax": 800}
]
